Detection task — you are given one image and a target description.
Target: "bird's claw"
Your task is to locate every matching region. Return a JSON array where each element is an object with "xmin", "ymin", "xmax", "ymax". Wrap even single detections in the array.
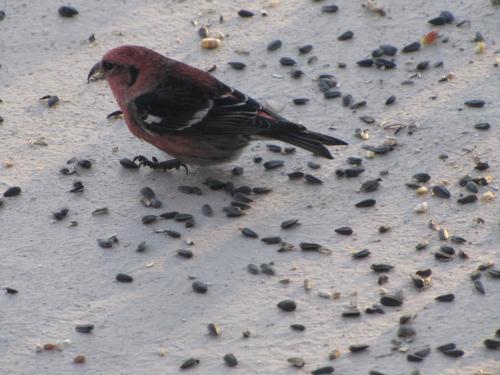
[{"xmin": 132, "ymin": 155, "xmax": 188, "ymax": 174}]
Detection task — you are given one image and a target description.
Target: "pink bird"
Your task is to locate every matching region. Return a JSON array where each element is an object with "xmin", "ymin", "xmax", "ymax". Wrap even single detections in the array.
[{"xmin": 88, "ymin": 45, "xmax": 347, "ymax": 172}]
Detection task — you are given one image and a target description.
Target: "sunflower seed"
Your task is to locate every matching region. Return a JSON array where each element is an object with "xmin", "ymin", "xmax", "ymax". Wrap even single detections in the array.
[
  {"xmin": 280, "ymin": 57, "xmax": 297, "ymax": 66},
  {"xmin": 371, "ymin": 264, "xmax": 394, "ymax": 272},
  {"xmin": 177, "ymin": 249, "xmax": 193, "ymax": 259},
  {"xmin": 223, "ymin": 206, "xmax": 244, "ymax": 217},
  {"xmin": 247, "ymin": 264, "xmax": 259, "ymax": 275},
  {"xmin": 293, "ymin": 98, "xmax": 310, "ymax": 105},
  {"xmin": 437, "ymin": 343, "xmax": 456, "ymax": 352},
  {"xmin": 180, "ymin": 358, "xmax": 199, "ymax": 369},
  {"xmin": 474, "ymin": 122, "xmax": 490, "ymax": 130},
  {"xmin": 402, "ymin": 41, "xmax": 421, "ymax": 53},
  {"xmin": 338, "ymin": 30, "xmax": 354, "ymax": 40},
  {"xmin": 380, "ymin": 294, "xmax": 403, "ymax": 306},
  {"xmin": 442, "ymin": 349, "xmax": 464, "ymax": 358},
  {"xmin": 238, "ymin": 9, "xmax": 254, "ymax": 17},
  {"xmin": 207, "ymin": 323, "xmax": 221, "ymax": 336},
  {"xmin": 228, "ymin": 62, "xmax": 246, "ymax": 70},
  {"xmin": 355, "ymin": 199, "xmax": 376, "ymax": 208},
  {"xmin": 432, "ymin": 185, "xmax": 451, "ymax": 198},
  {"xmin": 192, "ymin": 281, "xmax": 208, "ymax": 294},
  {"xmin": 58, "ymin": 5, "xmax": 78, "ymax": 17},
  {"xmin": 3, "ymin": 186, "xmax": 21, "ymax": 197},
  {"xmin": 174, "ymin": 213, "xmax": 193, "ymax": 222},
  {"xmin": 260, "ymin": 263, "xmax": 275, "ymax": 275},
  {"xmin": 322, "ymin": 5, "xmax": 339, "ymax": 13},
  {"xmin": 457, "ymin": 194, "xmax": 477, "ymax": 204},
  {"xmin": 300, "ymin": 242, "xmax": 321, "ymax": 251},
  {"xmin": 335, "ymin": 227, "xmax": 353, "ymax": 235},
  {"xmin": 360, "ymin": 179, "xmax": 380, "ymax": 192},
  {"xmin": 290, "ymin": 323, "xmax": 306, "ymax": 331},
  {"xmin": 375, "ymin": 58, "xmax": 396, "ymax": 69},
  {"xmin": 241, "ymin": 227, "xmax": 259, "ymax": 238},
  {"xmin": 223, "ymin": 353, "xmax": 238, "ymax": 367},
  {"xmin": 413, "ymin": 173, "xmax": 431, "ymax": 183},
  {"xmin": 435, "ymin": 293, "xmax": 454, "ymax": 302},
  {"xmin": 380, "ymin": 44, "xmax": 398, "ymax": 56},
  {"xmin": 474, "ymin": 279, "xmax": 486, "ymax": 294},
  {"xmin": 267, "ymin": 40, "xmax": 282, "ymax": 51},
  {"xmin": 263, "ymin": 160, "xmax": 284, "ymax": 169},
  {"xmin": 287, "ymin": 357, "xmax": 305, "ymax": 368},
  {"xmin": 342, "ymin": 94, "xmax": 353, "ymax": 107},
  {"xmin": 464, "ymin": 99, "xmax": 485, "ymax": 108},
  {"xmin": 281, "ymin": 218, "xmax": 300, "ymax": 229},
  {"xmin": 357, "ymin": 58, "xmax": 374, "ymax": 67},
  {"xmin": 261, "ymin": 236, "xmax": 281, "ymax": 244},
  {"xmin": 349, "ymin": 344, "xmax": 369, "ymax": 353},
  {"xmin": 353, "ymin": 249, "xmax": 371, "ymax": 259},
  {"xmin": 305, "ymin": 174, "xmax": 323, "ymax": 184},
  {"xmin": 298, "ymin": 44, "xmax": 313, "ymax": 54},
  {"xmin": 116, "ymin": 273, "xmax": 133, "ymax": 283},
  {"xmin": 311, "ymin": 366, "xmax": 335, "ymax": 374},
  {"xmin": 483, "ymin": 338, "xmax": 500, "ymax": 349},
  {"xmin": 141, "ymin": 215, "xmax": 157, "ymax": 224},
  {"xmin": 277, "ymin": 299, "xmax": 296, "ymax": 312}
]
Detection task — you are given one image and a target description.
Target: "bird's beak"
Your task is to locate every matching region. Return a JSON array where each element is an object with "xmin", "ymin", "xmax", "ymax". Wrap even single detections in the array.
[{"xmin": 87, "ymin": 61, "xmax": 104, "ymax": 83}]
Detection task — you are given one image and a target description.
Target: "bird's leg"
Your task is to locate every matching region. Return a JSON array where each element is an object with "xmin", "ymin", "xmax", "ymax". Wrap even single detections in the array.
[{"xmin": 132, "ymin": 155, "xmax": 188, "ymax": 174}]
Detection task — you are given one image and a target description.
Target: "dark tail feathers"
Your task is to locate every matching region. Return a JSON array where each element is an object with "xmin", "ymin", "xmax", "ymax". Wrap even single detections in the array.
[{"xmin": 272, "ymin": 130, "xmax": 347, "ymax": 159}]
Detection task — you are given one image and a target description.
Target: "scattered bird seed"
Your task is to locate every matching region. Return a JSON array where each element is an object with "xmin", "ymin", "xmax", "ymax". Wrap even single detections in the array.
[
  {"xmin": 58, "ymin": 5, "xmax": 78, "ymax": 17},
  {"xmin": 238, "ymin": 9, "xmax": 254, "ymax": 17},
  {"xmin": 116, "ymin": 273, "xmax": 133, "ymax": 283},
  {"xmin": 267, "ymin": 40, "xmax": 282, "ymax": 51},
  {"xmin": 75, "ymin": 324, "xmax": 94, "ymax": 334},
  {"xmin": 263, "ymin": 160, "xmax": 284, "ymax": 169},
  {"xmin": 192, "ymin": 281, "xmax": 208, "ymax": 294},
  {"xmin": 338, "ymin": 30, "xmax": 354, "ymax": 40},
  {"xmin": 281, "ymin": 218, "xmax": 300, "ymax": 229},
  {"xmin": 3, "ymin": 186, "xmax": 21, "ymax": 197},
  {"xmin": 180, "ymin": 358, "xmax": 200, "ymax": 369},
  {"xmin": 464, "ymin": 99, "xmax": 485, "ymax": 108},
  {"xmin": 277, "ymin": 299, "xmax": 296, "ymax": 312},
  {"xmin": 349, "ymin": 344, "xmax": 370, "ymax": 353},
  {"xmin": 223, "ymin": 353, "xmax": 238, "ymax": 367},
  {"xmin": 355, "ymin": 199, "xmax": 376, "ymax": 208}
]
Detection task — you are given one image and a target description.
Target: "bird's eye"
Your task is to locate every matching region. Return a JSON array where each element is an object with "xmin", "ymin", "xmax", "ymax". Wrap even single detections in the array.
[{"xmin": 102, "ymin": 61, "xmax": 116, "ymax": 71}]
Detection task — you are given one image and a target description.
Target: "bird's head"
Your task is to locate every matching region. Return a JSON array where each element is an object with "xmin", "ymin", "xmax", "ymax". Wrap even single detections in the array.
[{"xmin": 88, "ymin": 45, "xmax": 167, "ymax": 107}]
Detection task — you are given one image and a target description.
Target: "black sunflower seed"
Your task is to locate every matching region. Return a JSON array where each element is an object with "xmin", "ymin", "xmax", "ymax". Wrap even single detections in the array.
[
  {"xmin": 442, "ymin": 349, "xmax": 464, "ymax": 358},
  {"xmin": 141, "ymin": 215, "xmax": 157, "ymax": 224},
  {"xmin": 174, "ymin": 213, "xmax": 193, "ymax": 222},
  {"xmin": 475, "ymin": 162, "xmax": 489, "ymax": 171},
  {"xmin": 465, "ymin": 181, "xmax": 479, "ymax": 193},
  {"xmin": 385, "ymin": 95, "xmax": 396, "ymax": 105},
  {"xmin": 241, "ymin": 228, "xmax": 259, "ymax": 238},
  {"xmin": 355, "ymin": 199, "xmax": 376, "ymax": 208},
  {"xmin": 380, "ymin": 294, "xmax": 403, "ymax": 306},
  {"xmin": 464, "ymin": 100, "xmax": 485, "ymax": 108},
  {"xmin": 3, "ymin": 186, "xmax": 21, "ymax": 197},
  {"xmin": 440, "ymin": 245, "xmax": 455, "ymax": 255},
  {"xmin": 77, "ymin": 159, "xmax": 92, "ymax": 168},
  {"xmin": 357, "ymin": 58, "xmax": 374, "ymax": 67},
  {"xmin": 58, "ymin": 5, "xmax": 79, "ymax": 17},
  {"xmin": 261, "ymin": 236, "xmax": 281, "ymax": 244},
  {"xmin": 70, "ymin": 181, "xmax": 84, "ymax": 193},
  {"xmin": 176, "ymin": 249, "xmax": 193, "ymax": 259},
  {"xmin": 232, "ymin": 192, "xmax": 252, "ymax": 204},
  {"xmin": 402, "ymin": 41, "xmax": 421, "ymax": 53},
  {"xmin": 450, "ymin": 235, "xmax": 466, "ymax": 244},
  {"xmin": 180, "ymin": 358, "xmax": 200, "ymax": 369},
  {"xmin": 366, "ymin": 304, "xmax": 385, "ymax": 313},
  {"xmin": 342, "ymin": 308, "xmax": 362, "ymax": 318},
  {"xmin": 347, "ymin": 157, "xmax": 363, "ymax": 165},
  {"xmin": 247, "ymin": 263, "xmax": 259, "ymax": 275},
  {"xmin": 360, "ymin": 115, "xmax": 375, "ymax": 124},
  {"xmin": 440, "ymin": 10, "xmax": 454, "ymax": 23},
  {"xmin": 116, "ymin": 273, "xmax": 133, "ymax": 283},
  {"xmin": 281, "ymin": 218, "xmax": 300, "ymax": 229},
  {"xmin": 5, "ymin": 287, "xmax": 18, "ymax": 294},
  {"xmin": 474, "ymin": 279, "xmax": 485, "ymax": 294},
  {"xmin": 372, "ymin": 48, "xmax": 384, "ymax": 57},
  {"xmin": 417, "ymin": 61, "xmax": 430, "ymax": 71},
  {"xmin": 374, "ymin": 58, "xmax": 396, "ymax": 69},
  {"xmin": 457, "ymin": 194, "xmax": 477, "ymax": 204},
  {"xmin": 434, "ymin": 252, "xmax": 453, "ymax": 261},
  {"xmin": 75, "ymin": 324, "xmax": 94, "ymax": 334},
  {"xmin": 350, "ymin": 101, "xmax": 367, "ymax": 110},
  {"xmin": 378, "ymin": 275, "xmax": 389, "ymax": 285},
  {"xmin": 407, "ymin": 353, "xmax": 424, "ymax": 362},
  {"xmin": 437, "ymin": 343, "xmax": 456, "ymax": 352},
  {"xmin": 352, "ymin": 249, "xmax": 371, "ymax": 259},
  {"xmin": 380, "ymin": 44, "xmax": 398, "ymax": 56},
  {"xmin": 280, "ymin": 57, "xmax": 297, "ymax": 66},
  {"xmin": 260, "ymin": 263, "xmax": 275, "ymax": 275},
  {"xmin": 305, "ymin": 174, "xmax": 323, "ymax": 184},
  {"xmin": 291, "ymin": 69, "xmax": 304, "ymax": 78},
  {"xmin": 192, "ymin": 281, "xmax": 208, "ymax": 294},
  {"xmin": 228, "ymin": 62, "xmax": 246, "ymax": 70},
  {"xmin": 349, "ymin": 344, "xmax": 369, "ymax": 353},
  {"xmin": 201, "ymin": 204, "xmax": 213, "ymax": 217},
  {"xmin": 432, "ymin": 185, "xmax": 451, "ymax": 198},
  {"xmin": 322, "ymin": 5, "xmax": 339, "ymax": 13},
  {"xmin": 290, "ymin": 323, "xmax": 305, "ymax": 331},
  {"xmin": 97, "ymin": 238, "xmax": 114, "ymax": 248},
  {"xmin": 345, "ymin": 168, "xmax": 365, "ymax": 177},
  {"xmin": 487, "ymin": 269, "xmax": 500, "ymax": 278},
  {"xmin": 371, "ymin": 264, "xmax": 394, "ymax": 272},
  {"xmin": 277, "ymin": 299, "xmax": 296, "ymax": 312},
  {"xmin": 435, "ymin": 293, "xmax": 455, "ymax": 302},
  {"xmin": 223, "ymin": 353, "xmax": 238, "ymax": 367},
  {"xmin": 267, "ymin": 40, "xmax": 282, "ymax": 51},
  {"xmin": 335, "ymin": 227, "xmax": 353, "ymax": 235},
  {"xmin": 293, "ymin": 98, "xmax": 310, "ymax": 105},
  {"xmin": 223, "ymin": 206, "xmax": 244, "ymax": 217},
  {"xmin": 263, "ymin": 160, "xmax": 284, "ymax": 169},
  {"xmin": 342, "ymin": 94, "xmax": 353, "ymax": 107},
  {"xmin": 231, "ymin": 201, "xmax": 251, "ymax": 210},
  {"xmin": 238, "ymin": 9, "xmax": 254, "ymax": 17},
  {"xmin": 360, "ymin": 179, "xmax": 380, "ymax": 193},
  {"xmin": 428, "ymin": 16, "xmax": 446, "ymax": 25},
  {"xmin": 483, "ymin": 339, "xmax": 500, "ymax": 350},
  {"xmin": 300, "ymin": 242, "xmax": 321, "ymax": 251},
  {"xmin": 379, "ymin": 225, "xmax": 391, "ymax": 233},
  {"xmin": 159, "ymin": 211, "xmax": 178, "ymax": 219},
  {"xmin": 298, "ymin": 44, "xmax": 313, "ymax": 54},
  {"xmin": 52, "ymin": 208, "xmax": 69, "ymax": 221},
  {"xmin": 474, "ymin": 122, "xmax": 490, "ymax": 130},
  {"xmin": 338, "ymin": 30, "xmax": 354, "ymax": 40}
]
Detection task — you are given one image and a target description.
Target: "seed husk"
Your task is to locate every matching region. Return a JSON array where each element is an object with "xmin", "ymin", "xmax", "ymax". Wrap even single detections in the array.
[
  {"xmin": 487, "ymin": 269, "xmax": 500, "ymax": 278},
  {"xmin": 261, "ymin": 236, "xmax": 281, "ymax": 244},
  {"xmin": 355, "ymin": 199, "xmax": 376, "ymax": 208},
  {"xmin": 435, "ymin": 293, "xmax": 455, "ymax": 302},
  {"xmin": 180, "ymin": 358, "xmax": 200, "ymax": 369},
  {"xmin": 474, "ymin": 279, "xmax": 486, "ymax": 294},
  {"xmin": 464, "ymin": 99, "xmax": 485, "ymax": 108},
  {"xmin": 277, "ymin": 299, "xmax": 296, "ymax": 312},
  {"xmin": 287, "ymin": 357, "xmax": 305, "ymax": 368},
  {"xmin": 281, "ymin": 218, "xmax": 300, "ymax": 229},
  {"xmin": 267, "ymin": 40, "xmax": 282, "ymax": 51},
  {"xmin": 119, "ymin": 158, "xmax": 139, "ymax": 168},
  {"xmin": 116, "ymin": 273, "xmax": 133, "ymax": 283},
  {"xmin": 192, "ymin": 281, "xmax": 208, "ymax": 294},
  {"xmin": 223, "ymin": 353, "xmax": 238, "ymax": 367},
  {"xmin": 311, "ymin": 366, "xmax": 335, "ymax": 374},
  {"xmin": 305, "ymin": 174, "xmax": 323, "ymax": 184},
  {"xmin": 335, "ymin": 227, "xmax": 353, "ymax": 235}
]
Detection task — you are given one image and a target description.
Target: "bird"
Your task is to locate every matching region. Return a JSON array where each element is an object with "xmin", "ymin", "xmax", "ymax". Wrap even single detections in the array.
[{"xmin": 88, "ymin": 45, "xmax": 347, "ymax": 172}]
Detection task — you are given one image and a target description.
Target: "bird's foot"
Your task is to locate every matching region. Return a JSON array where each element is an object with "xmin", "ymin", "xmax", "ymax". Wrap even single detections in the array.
[{"xmin": 132, "ymin": 155, "xmax": 188, "ymax": 174}]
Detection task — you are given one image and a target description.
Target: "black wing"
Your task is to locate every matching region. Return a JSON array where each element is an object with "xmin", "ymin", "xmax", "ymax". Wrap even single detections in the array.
[{"xmin": 129, "ymin": 81, "xmax": 304, "ymax": 136}]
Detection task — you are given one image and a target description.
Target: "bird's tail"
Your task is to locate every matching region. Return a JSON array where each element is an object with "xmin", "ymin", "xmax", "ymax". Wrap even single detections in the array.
[{"xmin": 271, "ymin": 130, "xmax": 347, "ymax": 159}]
